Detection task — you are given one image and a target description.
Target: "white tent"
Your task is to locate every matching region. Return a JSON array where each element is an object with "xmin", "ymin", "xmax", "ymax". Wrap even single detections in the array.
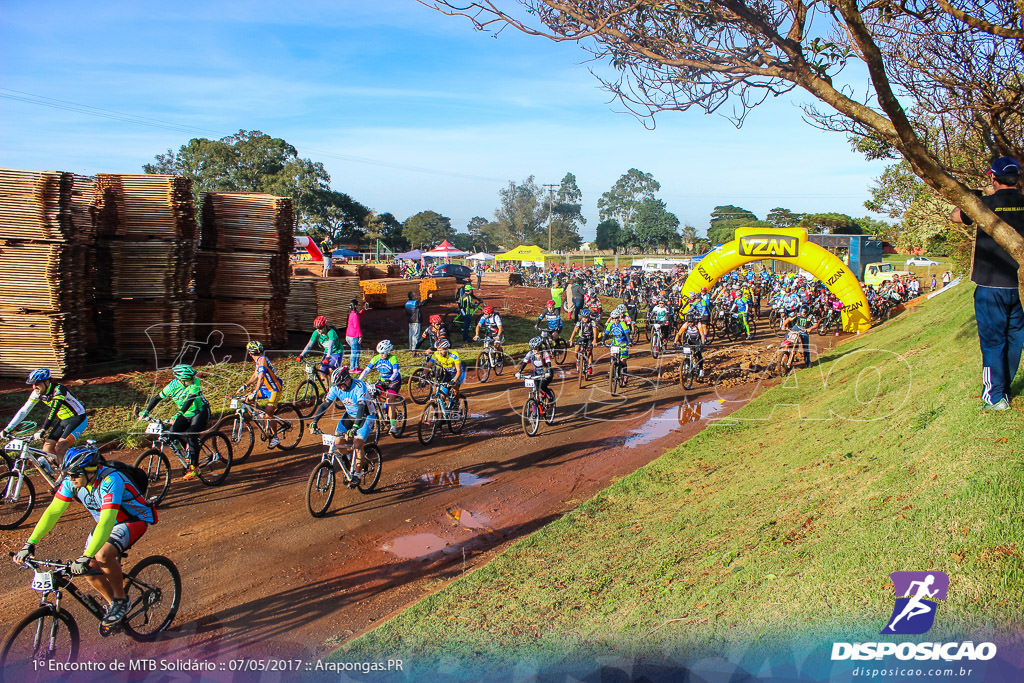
[
  {"xmin": 466, "ymin": 252, "xmax": 495, "ymax": 261},
  {"xmin": 422, "ymin": 239, "xmax": 469, "ymax": 258}
]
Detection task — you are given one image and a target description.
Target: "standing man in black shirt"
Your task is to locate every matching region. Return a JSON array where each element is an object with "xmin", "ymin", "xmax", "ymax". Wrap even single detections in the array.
[{"xmin": 951, "ymin": 156, "xmax": 1024, "ymax": 411}]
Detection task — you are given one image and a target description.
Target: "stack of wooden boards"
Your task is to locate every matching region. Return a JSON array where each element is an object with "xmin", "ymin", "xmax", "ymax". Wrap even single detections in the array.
[
  {"xmin": 196, "ymin": 193, "xmax": 291, "ymax": 348},
  {"xmin": 0, "ymin": 169, "xmax": 93, "ymax": 378},
  {"xmin": 93, "ymin": 174, "xmax": 198, "ymax": 361},
  {"xmin": 285, "ymin": 277, "xmax": 363, "ymax": 332},
  {"xmin": 481, "ymin": 272, "xmax": 514, "ymax": 286},
  {"xmin": 357, "ymin": 277, "xmax": 460, "ymax": 308}
]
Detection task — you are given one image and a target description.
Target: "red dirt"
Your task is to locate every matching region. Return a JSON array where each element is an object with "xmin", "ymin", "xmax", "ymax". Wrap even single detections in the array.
[{"xmin": 0, "ymin": 285, "xmax": 849, "ymax": 671}]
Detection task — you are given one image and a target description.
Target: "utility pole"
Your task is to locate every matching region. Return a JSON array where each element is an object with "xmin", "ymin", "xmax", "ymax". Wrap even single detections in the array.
[{"xmin": 542, "ymin": 184, "xmax": 557, "ymax": 252}]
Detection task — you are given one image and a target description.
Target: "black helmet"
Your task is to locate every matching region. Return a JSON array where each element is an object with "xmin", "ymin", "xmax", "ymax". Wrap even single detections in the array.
[{"xmin": 331, "ymin": 367, "xmax": 351, "ymax": 387}]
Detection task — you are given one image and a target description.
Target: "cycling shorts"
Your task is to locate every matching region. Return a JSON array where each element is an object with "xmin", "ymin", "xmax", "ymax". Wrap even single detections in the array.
[
  {"xmin": 574, "ymin": 336, "xmax": 593, "ymax": 348},
  {"xmin": 320, "ymin": 353, "xmax": 342, "ymax": 370},
  {"xmin": 86, "ymin": 520, "xmax": 148, "ymax": 555},
  {"xmin": 377, "ymin": 379, "xmax": 402, "ymax": 395},
  {"xmin": 49, "ymin": 414, "xmax": 88, "ymax": 441},
  {"xmin": 608, "ymin": 343, "xmax": 630, "ymax": 359},
  {"xmin": 256, "ymin": 386, "xmax": 281, "ymax": 406},
  {"xmin": 335, "ymin": 414, "xmax": 376, "ymax": 441}
]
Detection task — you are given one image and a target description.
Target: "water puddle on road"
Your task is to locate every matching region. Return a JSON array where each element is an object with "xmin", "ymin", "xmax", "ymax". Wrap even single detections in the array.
[
  {"xmin": 624, "ymin": 399, "xmax": 725, "ymax": 449},
  {"xmin": 420, "ymin": 471, "xmax": 492, "ymax": 487},
  {"xmin": 381, "ymin": 533, "xmax": 454, "ymax": 559}
]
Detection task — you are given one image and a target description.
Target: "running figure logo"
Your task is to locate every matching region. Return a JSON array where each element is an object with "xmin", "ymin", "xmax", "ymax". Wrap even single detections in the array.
[{"xmin": 882, "ymin": 571, "xmax": 949, "ymax": 635}]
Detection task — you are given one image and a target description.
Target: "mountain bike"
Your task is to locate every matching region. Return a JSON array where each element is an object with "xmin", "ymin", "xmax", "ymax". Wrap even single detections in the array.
[
  {"xmin": 649, "ymin": 321, "xmax": 666, "ymax": 359},
  {"xmin": 367, "ymin": 383, "xmax": 407, "ymax": 441},
  {"xmin": 817, "ymin": 308, "xmax": 842, "ymax": 336},
  {"xmin": 306, "ymin": 430, "xmax": 382, "ymax": 517},
  {"xmin": 407, "ymin": 353, "xmax": 437, "ymax": 405},
  {"xmin": 132, "ymin": 418, "xmax": 232, "ymax": 507},
  {"xmin": 292, "ymin": 360, "xmax": 331, "ymax": 417},
  {"xmin": 214, "ymin": 395, "xmax": 303, "ymax": 464},
  {"xmin": 608, "ymin": 344, "xmax": 627, "ymax": 396},
  {"xmin": 575, "ymin": 341, "xmax": 593, "ymax": 388},
  {"xmin": 0, "ymin": 425, "xmax": 63, "ymax": 530},
  {"xmin": 537, "ymin": 329, "xmax": 568, "ymax": 365},
  {"xmin": 679, "ymin": 344, "xmax": 703, "ymax": 390},
  {"xmin": 1, "ymin": 552, "xmax": 181, "ymax": 678},
  {"xmin": 474, "ymin": 336, "xmax": 505, "ymax": 383},
  {"xmin": 519, "ymin": 372, "xmax": 556, "ymax": 437},
  {"xmin": 417, "ymin": 379, "xmax": 468, "ymax": 445}
]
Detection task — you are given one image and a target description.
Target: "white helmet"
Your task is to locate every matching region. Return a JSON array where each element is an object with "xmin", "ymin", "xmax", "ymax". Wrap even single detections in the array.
[{"xmin": 376, "ymin": 339, "xmax": 393, "ymax": 355}]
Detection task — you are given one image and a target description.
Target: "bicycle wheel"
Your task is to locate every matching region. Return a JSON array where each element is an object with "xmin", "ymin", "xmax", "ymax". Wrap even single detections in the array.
[
  {"xmin": 651, "ymin": 329, "xmax": 662, "ymax": 359},
  {"xmin": 408, "ymin": 368, "xmax": 432, "ymax": 405},
  {"xmin": 292, "ymin": 379, "xmax": 321, "ymax": 418},
  {"xmin": 195, "ymin": 432, "xmax": 232, "ymax": 486},
  {"xmin": 271, "ymin": 404, "xmax": 303, "ymax": 451},
  {"xmin": 475, "ymin": 353, "xmax": 491, "ymax": 383},
  {"xmin": 305, "ymin": 461, "xmax": 335, "ymax": 517},
  {"xmin": 577, "ymin": 355, "xmax": 586, "ymax": 389},
  {"xmin": 552, "ymin": 339, "xmax": 568, "ymax": 365},
  {"xmin": 543, "ymin": 396, "xmax": 556, "ymax": 425},
  {"xmin": 215, "ymin": 414, "xmax": 254, "ymax": 464},
  {"xmin": 122, "ymin": 555, "xmax": 181, "ymax": 641},
  {"xmin": 494, "ymin": 350, "xmax": 505, "ymax": 375},
  {"xmin": 609, "ymin": 361, "xmax": 619, "ymax": 397},
  {"xmin": 0, "ymin": 472, "xmax": 34, "ymax": 530},
  {"xmin": 448, "ymin": 396, "xmax": 469, "ymax": 434},
  {"xmin": 133, "ymin": 449, "xmax": 171, "ymax": 507},
  {"xmin": 418, "ymin": 401, "xmax": 440, "ymax": 445},
  {"xmin": 521, "ymin": 398, "xmax": 541, "ymax": 436},
  {"xmin": 0, "ymin": 606, "xmax": 79, "ymax": 681},
  {"xmin": 682, "ymin": 358, "xmax": 696, "ymax": 390},
  {"xmin": 357, "ymin": 444, "xmax": 382, "ymax": 494}
]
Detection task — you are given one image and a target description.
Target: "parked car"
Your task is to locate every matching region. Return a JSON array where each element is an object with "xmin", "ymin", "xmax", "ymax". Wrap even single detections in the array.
[
  {"xmin": 433, "ymin": 263, "xmax": 473, "ymax": 283},
  {"xmin": 863, "ymin": 262, "xmax": 911, "ymax": 286},
  {"xmin": 905, "ymin": 256, "xmax": 940, "ymax": 267}
]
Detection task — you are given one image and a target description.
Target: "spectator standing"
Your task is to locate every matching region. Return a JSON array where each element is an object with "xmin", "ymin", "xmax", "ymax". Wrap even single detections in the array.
[
  {"xmin": 942, "ymin": 270, "xmax": 952, "ymax": 287},
  {"xmin": 930, "ymin": 274, "xmax": 937, "ymax": 291},
  {"xmin": 456, "ymin": 282, "xmax": 483, "ymax": 342},
  {"xmin": 951, "ymin": 155, "xmax": 1024, "ymax": 411},
  {"xmin": 405, "ymin": 291, "xmax": 429, "ymax": 354},
  {"xmin": 345, "ymin": 299, "xmax": 370, "ymax": 372},
  {"xmin": 475, "ymin": 261, "xmax": 484, "ymax": 289}
]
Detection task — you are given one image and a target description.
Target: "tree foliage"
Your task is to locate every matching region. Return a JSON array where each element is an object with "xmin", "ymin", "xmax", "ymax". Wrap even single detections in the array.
[
  {"xmin": 595, "ymin": 218, "xmax": 622, "ymax": 252},
  {"xmin": 548, "ymin": 172, "xmax": 586, "ymax": 251},
  {"xmin": 493, "ymin": 176, "xmax": 545, "ymax": 247},
  {"xmin": 767, "ymin": 207, "xmax": 803, "ymax": 228},
  {"xmin": 633, "ymin": 198, "xmax": 681, "ymax": 251},
  {"xmin": 403, "ymin": 210, "xmax": 454, "ymax": 249},
  {"xmin": 597, "ymin": 169, "xmax": 660, "ymax": 232},
  {"xmin": 422, "ymin": 0, "xmax": 1024, "ymax": 297},
  {"xmin": 707, "ymin": 205, "xmax": 769, "ymax": 244}
]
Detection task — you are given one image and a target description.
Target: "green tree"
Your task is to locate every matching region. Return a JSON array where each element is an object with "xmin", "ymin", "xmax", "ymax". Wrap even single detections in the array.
[
  {"xmin": 302, "ymin": 189, "xmax": 371, "ymax": 246},
  {"xmin": 597, "ymin": 169, "xmax": 660, "ymax": 235},
  {"xmin": 466, "ymin": 216, "xmax": 500, "ymax": 252},
  {"xmin": 144, "ymin": 129, "xmax": 332, "ymax": 227},
  {"xmin": 402, "ymin": 211, "xmax": 454, "ymax": 249},
  {"xmin": 363, "ymin": 211, "xmax": 407, "ymax": 252},
  {"xmin": 767, "ymin": 207, "xmax": 803, "ymax": 228},
  {"xmin": 595, "ymin": 219, "xmax": 621, "ymax": 252},
  {"xmin": 707, "ymin": 205, "xmax": 767, "ymax": 244},
  {"xmin": 799, "ymin": 212, "xmax": 863, "ymax": 235},
  {"xmin": 447, "ymin": 233, "xmax": 476, "ymax": 253},
  {"xmin": 633, "ymin": 198, "xmax": 680, "ymax": 252},
  {"xmin": 494, "ymin": 176, "xmax": 545, "ymax": 246},
  {"xmin": 547, "ymin": 172, "xmax": 586, "ymax": 251}
]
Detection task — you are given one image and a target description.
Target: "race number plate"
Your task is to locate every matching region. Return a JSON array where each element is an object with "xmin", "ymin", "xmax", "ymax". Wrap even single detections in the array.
[
  {"xmin": 305, "ymin": 365, "xmax": 314, "ymax": 376},
  {"xmin": 230, "ymin": 399, "xmax": 239, "ymax": 409},
  {"xmin": 682, "ymin": 346, "xmax": 692, "ymax": 355},
  {"xmin": 321, "ymin": 434, "xmax": 336, "ymax": 446},
  {"xmin": 31, "ymin": 571, "xmax": 53, "ymax": 592},
  {"xmin": 523, "ymin": 378, "xmax": 535, "ymax": 388},
  {"xmin": 144, "ymin": 422, "xmax": 163, "ymax": 435},
  {"xmin": 6, "ymin": 439, "xmax": 25, "ymax": 451},
  {"xmin": 610, "ymin": 346, "xmax": 620, "ymax": 355}
]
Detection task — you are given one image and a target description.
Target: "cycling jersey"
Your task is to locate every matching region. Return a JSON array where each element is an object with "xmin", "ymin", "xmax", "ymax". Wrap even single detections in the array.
[
  {"xmin": 681, "ymin": 325, "xmax": 703, "ymax": 345},
  {"xmin": 521, "ymin": 349, "xmax": 552, "ymax": 373},
  {"xmin": 302, "ymin": 327, "xmax": 341, "ymax": 358},
  {"xmin": 5, "ymin": 383, "xmax": 86, "ymax": 434},
  {"xmin": 360, "ymin": 354, "xmax": 401, "ymax": 383},
  {"xmin": 431, "ymin": 351, "xmax": 462, "ymax": 372},
  {"xmin": 252, "ymin": 354, "xmax": 283, "ymax": 393},
  {"xmin": 605, "ymin": 320, "xmax": 631, "ymax": 345},
  {"xmin": 320, "ymin": 379, "xmax": 376, "ymax": 419},
  {"xmin": 478, "ymin": 313, "xmax": 503, "ymax": 337},
  {"xmin": 155, "ymin": 378, "xmax": 208, "ymax": 418},
  {"xmin": 54, "ymin": 465, "xmax": 155, "ymax": 525},
  {"xmin": 650, "ymin": 305, "xmax": 670, "ymax": 323},
  {"xmin": 537, "ymin": 309, "xmax": 563, "ymax": 331},
  {"xmin": 573, "ymin": 320, "xmax": 596, "ymax": 341}
]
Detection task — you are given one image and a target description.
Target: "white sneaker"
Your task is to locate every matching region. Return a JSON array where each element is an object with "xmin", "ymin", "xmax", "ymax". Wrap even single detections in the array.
[{"xmin": 268, "ymin": 436, "xmax": 281, "ymax": 448}]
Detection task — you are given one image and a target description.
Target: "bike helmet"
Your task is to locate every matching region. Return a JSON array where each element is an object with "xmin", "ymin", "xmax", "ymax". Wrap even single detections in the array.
[
  {"xmin": 376, "ymin": 339, "xmax": 393, "ymax": 355},
  {"xmin": 26, "ymin": 368, "xmax": 51, "ymax": 384},
  {"xmin": 609, "ymin": 309, "xmax": 621, "ymax": 319},
  {"xmin": 546, "ymin": 300, "xmax": 555, "ymax": 307},
  {"xmin": 246, "ymin": 341, "xmax": 264, "ymax": 355},
  {"xmin": 331, "ymin": 366, "xmax": 351, "ymax": 387},
  {"xmin": 701, "ymin": 287, "xmax": 708, "ymax": 293},
  {"xmin": 483, "ymin": 306, "xmax": 494, "ymax": 315},
  {"xmin": 172, "ymin": 364, "xmax": 196, "ymax": 381},
  {"xmin": 63, "ymin": 446, "xmax": 100, "ymax": 475},
  {"xmin": 799, "ymin": 306, "xmax": 809, "ymax": 315},
  {"xmin": 686, "ymin": 313, "xmax": 697, "ymax": 323},
  {"xmin": 429, "ymin": 314, "xmax": 442, "ymax": 325},
  {"xmin": 436, "ymin": 338, "xmax": 451, "ymax": 349},
  {"xmin": 580, "ymin": 309, "xmax": 591, "ymax": 318},
  {"xmin": 529, "ymin": 336, "xmax": 544, "ymax": 350},
  {"xmin": 613, "ymin": 304, "xmax": 626, "ymax": 317},
  {"xmin": 313, "ymin": 315, "xmax": 327, "ymax": 328}
]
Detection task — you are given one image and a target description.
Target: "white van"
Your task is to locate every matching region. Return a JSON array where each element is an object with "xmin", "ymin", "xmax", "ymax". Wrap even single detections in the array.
[{"xmin": 633, "ymin": 258, "xmax": 690, "ymax": 273}]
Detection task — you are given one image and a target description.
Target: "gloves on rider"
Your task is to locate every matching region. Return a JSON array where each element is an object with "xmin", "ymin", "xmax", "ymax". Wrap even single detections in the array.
[
  {"xmin": 70, "ymin": 555, "xmax": 93, "ymax": 575},
  {"xmin": 14, "ymin": 542, "xmax": 35, "ymax": 565},
  {"xmin": 32, "ymin": 430, "xmax": 44, "ymax": 442},
  {"xmin": 0, "ymin": 429, "xmax": 9, "ymax": 440}
]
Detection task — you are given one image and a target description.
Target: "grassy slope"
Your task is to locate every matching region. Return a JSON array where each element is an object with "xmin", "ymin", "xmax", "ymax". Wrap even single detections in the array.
[{"xmin": 342, "ymin": 282, "xmax": 1023, "ymax": 670}]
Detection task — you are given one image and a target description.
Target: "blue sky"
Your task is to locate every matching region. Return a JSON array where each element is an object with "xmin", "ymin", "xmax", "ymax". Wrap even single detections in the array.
[{"xmin": 1, "ymin": 1, "xmax": 887, "ymax": 241}]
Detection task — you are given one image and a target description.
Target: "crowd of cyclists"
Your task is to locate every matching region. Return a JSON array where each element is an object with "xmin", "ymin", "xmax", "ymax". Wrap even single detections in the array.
[{"xmin": 1, "ymin": 260, "xmax": 924, "ymax": 631}]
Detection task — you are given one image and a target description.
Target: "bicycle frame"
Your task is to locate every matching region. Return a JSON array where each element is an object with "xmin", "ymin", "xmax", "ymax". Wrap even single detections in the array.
[
  {"xmin": 3, "ymin": 438, "xmax": 62, "ymax": 494},
  {"xmin": 225, "ymin": 397, "xmax": 277, "ymax": 440},
  {"xmin": 315, "ymin": 433, "xmax": 360, "ymax": 482},
  {"xmin": 141, "ymin": 420, "xmax": 195, "ymax": 470}
]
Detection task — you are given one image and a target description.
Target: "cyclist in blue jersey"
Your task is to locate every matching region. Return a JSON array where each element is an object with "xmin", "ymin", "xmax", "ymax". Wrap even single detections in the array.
[
  {"xmin": 12, "ymin": 446, "xmax": 156, "ymax": 626},
  {"xmin": 536, "ymin": 300, "xmax": 564, "ymax": 343},
  {"xmin": 731, "ymin": 292, "xmax": 752, "ymax": 340},
  {"xmin": 309, "ymin": 367, "xmax": 376, "ymax": 480},
  {"xmin": 3, "ymin": 368, "xmax": 89, "ymax": 472},
  {"xmin": 359, "ymin": 340, "xmax": 402, "ymax": 436},
  {"xmin": 604, "ymin": 306, "xmax": 633, "ymax": 385}
]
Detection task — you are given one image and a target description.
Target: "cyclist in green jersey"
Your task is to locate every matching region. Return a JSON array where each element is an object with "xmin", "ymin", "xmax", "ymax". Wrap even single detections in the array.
[
  {"xmin": 140, "ymin": 365, "xmax": 210, "ymax": 480},
  {"xmin": 297, "ymin": 315, "xmax": 343, "ymax": 382},
  {"xmin": 2, "ymin": 368, "xmax": 89, "ymax": 472}
]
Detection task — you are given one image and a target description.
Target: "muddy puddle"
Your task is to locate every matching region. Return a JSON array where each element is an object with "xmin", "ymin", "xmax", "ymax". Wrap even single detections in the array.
[
  {"xmin": 420, "ymin": 471, "xmax": 492, "ymax": 487},
  {"xmin": 624, "ymin": 399, "xmax": 725, "ymax": 448}
]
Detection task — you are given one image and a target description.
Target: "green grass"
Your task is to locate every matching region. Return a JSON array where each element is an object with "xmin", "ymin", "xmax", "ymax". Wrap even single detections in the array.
[{"xmin": 339, "ymin": 282, "xmax": 1023, "ymax": 673}]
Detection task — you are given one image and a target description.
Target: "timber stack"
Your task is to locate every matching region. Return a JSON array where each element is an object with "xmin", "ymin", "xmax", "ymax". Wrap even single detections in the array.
[
  {"xmin": 195, "ymin": 193, "xmax": 291, "ymax": 348},
  {"xmin": 0, "ymin": 169, "xmax": 91, "ymax": 378},
  {"xmin": 92, "ymin": 174, "xmax": 198, "ymax": 362},
  {"xmin": 285, "ymin": 276, "xmax": 363, "ymax": 332}
]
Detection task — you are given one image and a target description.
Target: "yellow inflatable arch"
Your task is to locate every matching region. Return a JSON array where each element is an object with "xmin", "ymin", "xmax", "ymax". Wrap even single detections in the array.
[{"xmin": 681, "ymin": 227, "xmax": 872, "ymax": 332}]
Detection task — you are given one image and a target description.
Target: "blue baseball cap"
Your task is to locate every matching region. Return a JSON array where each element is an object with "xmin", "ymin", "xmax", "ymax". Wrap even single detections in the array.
[{"xmin": 991, "ymin": 156, "xmax": 1021, "ymax": 175}]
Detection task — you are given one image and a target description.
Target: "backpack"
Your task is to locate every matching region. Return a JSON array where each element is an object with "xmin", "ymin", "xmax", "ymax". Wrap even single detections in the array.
[{"xmin": 102, "ymin": 459, "xmax": 149, "ymax": 497}]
